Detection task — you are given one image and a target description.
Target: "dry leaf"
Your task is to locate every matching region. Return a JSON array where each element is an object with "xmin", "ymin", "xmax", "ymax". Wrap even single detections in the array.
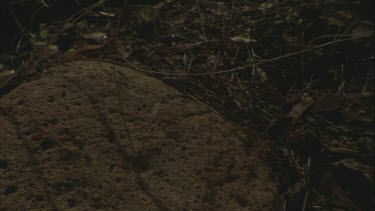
[
  {"xmin": 288, "ymin": 94, "xmax": 315, "ymax": 120},
  {"xmin": 231, "ymin": 36, "xmax": 251, "ymax": 44},
  {"xmin": 83, "ymin": 32, "xmax": 107, "ymax": 42}
]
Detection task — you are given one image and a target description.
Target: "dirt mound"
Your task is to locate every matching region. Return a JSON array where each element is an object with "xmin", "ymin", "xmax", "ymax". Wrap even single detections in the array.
[{"xmin": 0, "ymin": 61, "xmax": 275, "ymax": 210}]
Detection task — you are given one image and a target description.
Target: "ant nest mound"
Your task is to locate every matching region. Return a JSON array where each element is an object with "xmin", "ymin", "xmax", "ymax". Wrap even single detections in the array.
[{"xmin": 0, "ymin": 61, "xmax": 276, "ymax": 210}]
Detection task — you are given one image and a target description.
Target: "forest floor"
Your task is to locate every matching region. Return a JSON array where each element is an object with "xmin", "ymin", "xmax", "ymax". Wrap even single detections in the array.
[{"xmin": 0, "ymin": 0, "xmax": 373, "ymax": 210}]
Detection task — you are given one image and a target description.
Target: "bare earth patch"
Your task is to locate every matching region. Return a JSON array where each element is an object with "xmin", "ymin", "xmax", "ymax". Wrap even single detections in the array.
[{"xmin": 0, "ymin": 61, "xmax": 276, "ymax": 210}]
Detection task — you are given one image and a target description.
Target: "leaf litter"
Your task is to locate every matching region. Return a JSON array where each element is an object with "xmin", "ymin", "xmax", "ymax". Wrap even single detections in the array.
[{"xmin": 0, "ymin": 0, "xmax": 373, "ymax": 210}]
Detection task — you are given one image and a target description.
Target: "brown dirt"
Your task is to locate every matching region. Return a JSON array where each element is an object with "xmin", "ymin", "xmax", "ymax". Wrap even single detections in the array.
[{"xmin": 0, "ymin": 61, "xmax": 276, "ymax": 210}]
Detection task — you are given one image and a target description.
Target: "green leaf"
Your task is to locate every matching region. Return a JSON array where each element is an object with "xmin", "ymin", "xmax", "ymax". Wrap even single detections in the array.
[{"xmin": 40, "ymin": 29, "xmax": 48, "ymax": 40}]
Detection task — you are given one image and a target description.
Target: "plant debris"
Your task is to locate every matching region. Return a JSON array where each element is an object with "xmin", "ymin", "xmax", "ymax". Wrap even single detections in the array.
[{"xmin": 0, "ymin": 0, "xmax": 373, "ymax": 210}]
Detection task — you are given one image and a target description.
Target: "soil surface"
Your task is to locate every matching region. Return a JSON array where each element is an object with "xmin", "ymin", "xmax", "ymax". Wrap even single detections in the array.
[{"xmin": 0, "ymin": 61, "xmax": 276, "ymax": 210}]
